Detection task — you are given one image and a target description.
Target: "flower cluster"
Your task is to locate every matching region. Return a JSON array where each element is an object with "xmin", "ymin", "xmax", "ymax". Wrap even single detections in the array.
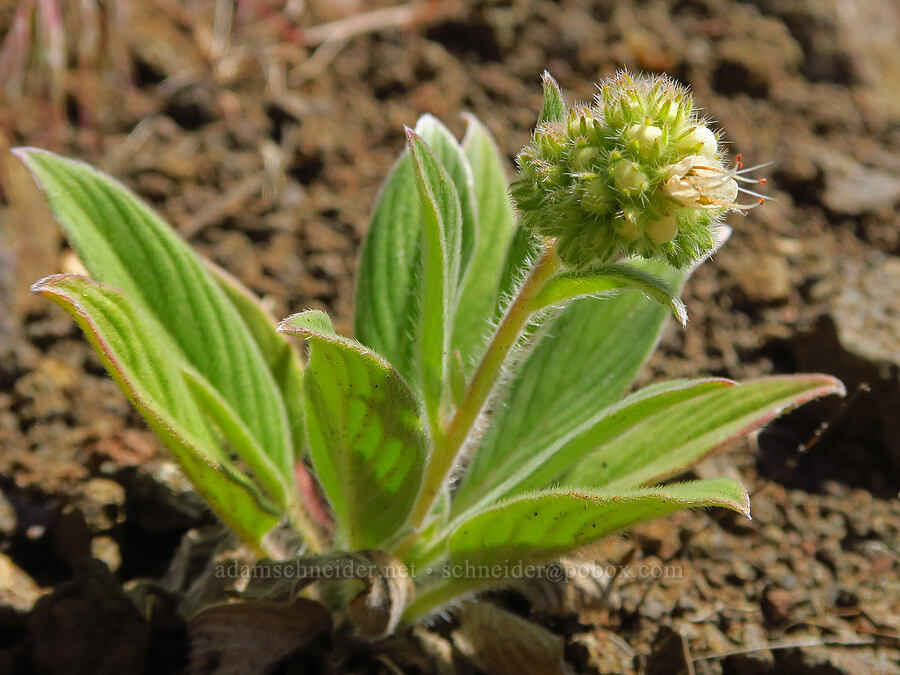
[{"xmin": 511, "ymin": 71, "xmax": 764, "ymax": 269}]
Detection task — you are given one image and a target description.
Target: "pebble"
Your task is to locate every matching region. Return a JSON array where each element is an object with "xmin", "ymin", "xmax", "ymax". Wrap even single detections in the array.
[{"xmin": 0, "ymin": 553, "xmax": 44, "ymax": 612}]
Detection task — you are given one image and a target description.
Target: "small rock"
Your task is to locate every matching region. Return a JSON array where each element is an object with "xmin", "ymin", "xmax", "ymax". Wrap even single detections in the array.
[
  {"xmin": 646, "ymin": 625, "xmax": 691, "ymax": 675},
  {"xmin": 91, "ymin": 536, "xmax": 122, "ymax": 573},
  {"xmin": 27, "ymin": 560, "xmax": 151, "ymax": 675},
  {"xmin": 761, "ymin": 585, "xmax": 803, "ymax": 625},
  {"xmin": 735, "ymin": 253, "xmax": 793, "ymax": 303},
  {"xmin": 830, "ymin": 256, "xmax": 900, "ymax": 367},
  {"xmin": 303, "ymin": 219, "xmax": 347, "ymax": 251},
  {"xmin": 0, "ymin": 490, "xmax": 16, "ymax": 535},
  {"xmin": 0, "ymin": 553, "xmax": 45, "ymax": 612},
  {"xmin": 116, "ymin": 462, "xmax": 208, "ymax": 534},
  {"xmin": 819, "ymin": 151, "xmax": 900, "ymax": 215},
  {"xmin": 633, "ymin": 519, "xmax": 682, "ymax": 559},
  {"xmin": 777, "ymin": 645, "xmax": 891, "ymax": 674},
  {"xmin": 79, "ymin": 478, "xmax": 126, "ymax": 531},
  {"xmin": 51, "ymin": 505, "xmax": 92, "ymax": 567}
]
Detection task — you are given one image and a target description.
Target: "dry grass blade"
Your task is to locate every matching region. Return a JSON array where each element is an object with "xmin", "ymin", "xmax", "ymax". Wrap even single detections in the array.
[{"xmin": 296, "ymin": 3, "xmax": 422, "ymax": 46}]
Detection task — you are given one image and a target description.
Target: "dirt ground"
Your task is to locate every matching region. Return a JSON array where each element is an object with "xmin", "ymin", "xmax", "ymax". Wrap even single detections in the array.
[{"xmin": 0, "ymin": 0, "xmax": 898, "ymax": 673}]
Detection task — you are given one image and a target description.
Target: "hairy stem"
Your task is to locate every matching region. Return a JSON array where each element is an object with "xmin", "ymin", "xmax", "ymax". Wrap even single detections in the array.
[
  {"xmin": 287, "ymin": 496, "xmax": 328, "ymax": 554},
  {"xmin": 396, "ymin": 239, "xmax": 560, "ymax": 555}
]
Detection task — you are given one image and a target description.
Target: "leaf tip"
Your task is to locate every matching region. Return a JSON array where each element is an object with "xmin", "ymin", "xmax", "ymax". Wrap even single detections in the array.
[
  {"xmin": 278, "ymin": 309, "xmax": 335, "ymax": 338},
  {"xmin": 9, "ymin": 145, "xmax": 45, "ymax": 162},
  {"xmin": 738, "ymin": 492, "xmax": 752, "ymax": 520},
  {"xmin": 673, "ymin": 298, "xmax": 688, "ymax": 326},
  {"xmin": 821, "ymin": 374, "xmax": 847, "ymax": 399},
  {"xmin": 30, "ymin": 272, "xmax": 76, "ymax": 296}
]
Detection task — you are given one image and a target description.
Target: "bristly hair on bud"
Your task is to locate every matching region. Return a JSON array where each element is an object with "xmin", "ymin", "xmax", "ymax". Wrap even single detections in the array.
[{"xmin": 510, "ymin": 70, "xmax": 768, "ymax": 269}]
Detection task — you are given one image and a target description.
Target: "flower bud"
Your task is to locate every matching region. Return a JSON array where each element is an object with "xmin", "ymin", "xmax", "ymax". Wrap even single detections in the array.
[
  {"xmin": 678, "ymin": 125, "xmax": 718, "ymax": 157},
  {"xmin": 511, "ymin": 71, "xmax": 764, "ymax": 269},
  {"xmin": 645, "ymin": 212, "xmax": 678, "ymax": 244},
  {"xmin": 625, "ymin": 123, "xmax": 663, "ymax": 156},
  {"xmin": 612, "ymin": 158, "xmax": 648, "ymax": 193}
]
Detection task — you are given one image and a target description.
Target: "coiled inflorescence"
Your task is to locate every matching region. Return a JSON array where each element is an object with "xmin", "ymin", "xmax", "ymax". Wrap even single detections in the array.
[{"xmin": 511, "ymin": 71, "xmax": 766, "ymax": 269}]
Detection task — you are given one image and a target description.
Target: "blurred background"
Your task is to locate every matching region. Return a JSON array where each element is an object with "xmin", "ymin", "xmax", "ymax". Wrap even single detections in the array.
[{"xmin": 0, "ymin": 1, "xmax": 898, "ymax": 673}]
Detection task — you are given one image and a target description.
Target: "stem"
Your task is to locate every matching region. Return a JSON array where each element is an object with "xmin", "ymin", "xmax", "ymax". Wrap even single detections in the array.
[
  {"xmin": 397, "ymin": 239, "xmax": 560, "ymax": 553},
  {"xmin": 287, "ymin": 496, "xmax": 328, "ymax": 554}
]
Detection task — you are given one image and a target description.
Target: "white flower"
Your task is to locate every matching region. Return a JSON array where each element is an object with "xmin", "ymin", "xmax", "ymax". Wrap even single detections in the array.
[{"xmin": 662, "ymin": 155, "xmax": 765, "ymax": 211}]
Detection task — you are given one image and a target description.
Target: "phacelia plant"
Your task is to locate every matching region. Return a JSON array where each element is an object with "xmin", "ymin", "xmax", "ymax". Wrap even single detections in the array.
[{"xmin": 18, "ymin": 71, "xmax": 842, "ymax": 635}]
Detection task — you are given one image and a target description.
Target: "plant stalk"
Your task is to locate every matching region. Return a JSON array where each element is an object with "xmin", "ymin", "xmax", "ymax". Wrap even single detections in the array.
[
  {"xmin": 287, "ymin": 497, "xmax": 328, "ymax": 554},
  {"xmin": 396, "ymin": 239, "xmax": 560, "ymax": 554}
]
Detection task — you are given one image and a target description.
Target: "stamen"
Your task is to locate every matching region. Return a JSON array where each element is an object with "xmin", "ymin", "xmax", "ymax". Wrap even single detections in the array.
[
  {"xmin": 735, "ymin": 161, "xmax": 772, "ymax": 174},
  {"xmin": 718, "ymin": 197, "xmax": 764, "ymax": 211},
  {"xmin": 737, "ymin": 186, "xmax": 769, "ymax": 200}
]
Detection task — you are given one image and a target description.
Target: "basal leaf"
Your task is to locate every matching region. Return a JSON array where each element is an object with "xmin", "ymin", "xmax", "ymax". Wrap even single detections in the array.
[
  {"xmin": 566, "ymin": 374, "xmax": 846, "ymax": 491},
  {"xmin": 207, "ymin": 261, "xmax": 305, "ymax": 457},
  {"xmin": 451, "ymin": 379, "xmax": 733, "ymax": 517},
  {"xmin": 17, "ymin": 149, "xmax": 294, "ymax": 490},
  {"xmin": 354, "ymin": 116, "xmax": 474, "ymax": 385},
  {"xmin": 449, "ymin": 480, "xmax": 749, "ymax": 570},
  {"xmin": 414, "ymin": 114, "xmax": 476, "ymax": 282},
  {"xmin": 182, "ymin": 369, "xmax": 289, "ymax": 507},
  {"xmin": 34, "ymin": 274, "xmax": 279, "ymax": 546},
  {"xmin": 453, "ymin": 115, "xmax": 516, "ymax": 370},
  {"xmin": 280, "ymin": 311, "xmax": 427, "ymax": 550},
  {"xmin": 406, "ymin": 128, "xmax": 462, "ymax": 427},
  {"xmin": 353, "ymin": 148, "xmax": 418, "ymax": 376}
]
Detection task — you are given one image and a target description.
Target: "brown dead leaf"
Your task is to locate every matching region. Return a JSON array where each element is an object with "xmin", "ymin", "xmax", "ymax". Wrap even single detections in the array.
[
  {"xmin": 347, "ymin": 550, "xmax": 414, "ymax": 638},
  {"xmin": 451, "ymin": 601, "xmax": 566, "ymax": 675},
  {"xmin": 188, "ymin": 598, "xmax": 331, "ymax": 675}
]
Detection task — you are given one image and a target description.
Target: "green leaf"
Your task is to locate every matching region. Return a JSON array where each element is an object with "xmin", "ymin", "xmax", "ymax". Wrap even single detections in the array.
[
  {"xmin": 207, "ymin": 261, "xmax": 305, "ymax": 457},
  {"xmin": 449, "ymin": 479, "xmax": 750, "ymax": 569},
  {"xmin": 182, "ymin": 369, "xmax": 289, "ymax": 507},
  {"xmin": 284, "ymin": 308, "xmax": 335, "ymax": 335},
  {"xmin": 34, "ymin": 274, "xmax": 279, "ymax": 546},
  {"xmin": 532, "ymin": 262, "xmax": 687, "ymax": 325},
  {"xmin": 454, "ymin": 257, "xmax": 694, "ymax": 514},
  {"xmin": 354, "ymin": 116, "xmax": 475, "ymax": 385},
  {"xmin": 452, "ymin": 115, "xmax": 516, "ymax": 369},
  {"xmin": 415, "ymin": 115, "xmax": 477, "ymax": 283},
  {"xmin": 17, "ymin": 149, "xmax": 295, "ymax": 494},
  {"xmin": 406, "ymin": 128, "xmax": 462, "ymax": 427},
  {"xmin": 537, "ymin": 71, "xmax": 567, "ymax": 125},
  {"xmin": 453, "ymin": 379, "xmax": 733, "ymax": 516},
  {"xmin": 566, "ymin": 374, "xmax": 846, "ymax": 491},
  {"xmin": 280, "ymin": 312, "xmax": 427, "ymax": 550}
]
